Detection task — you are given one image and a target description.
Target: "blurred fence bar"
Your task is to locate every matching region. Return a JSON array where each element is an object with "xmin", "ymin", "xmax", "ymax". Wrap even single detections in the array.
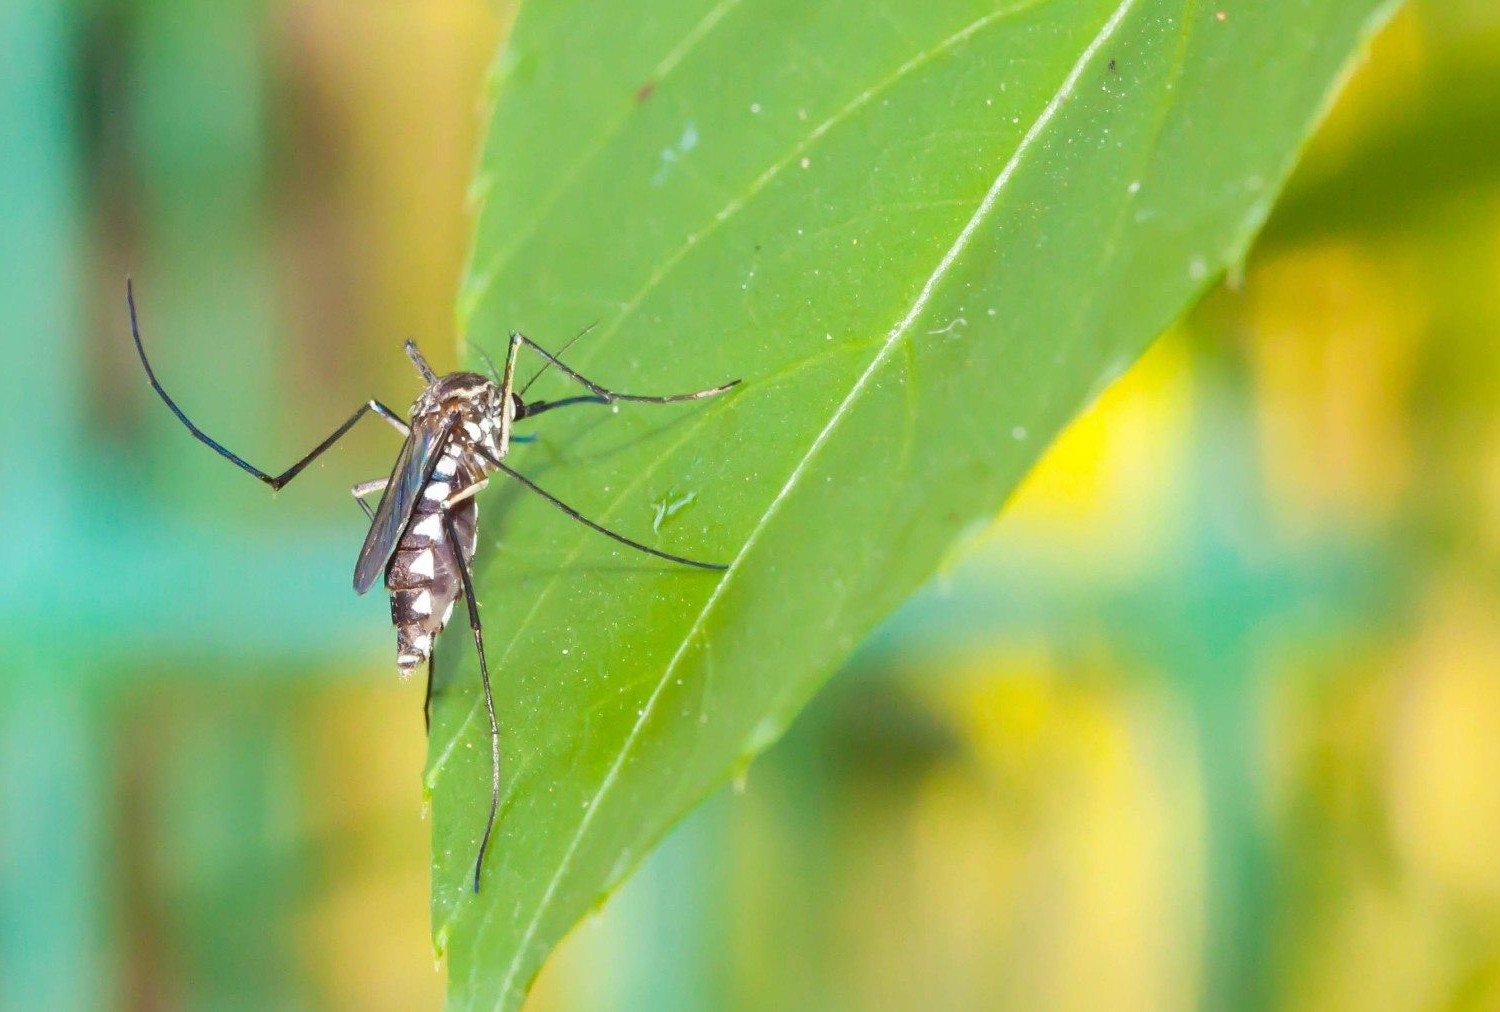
[{"xmin": 1, "ymin": 6, "xmax": 102, "ymax": 1009}]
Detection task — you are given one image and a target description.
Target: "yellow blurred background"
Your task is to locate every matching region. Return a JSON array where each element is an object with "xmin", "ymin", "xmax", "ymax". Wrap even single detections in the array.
[{"xmin": 1, "ymin": 1, "xmax": 1497, "ymax": 1009}]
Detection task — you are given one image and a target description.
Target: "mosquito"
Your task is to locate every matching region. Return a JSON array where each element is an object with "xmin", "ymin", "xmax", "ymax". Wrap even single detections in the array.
[{"xmin": 126, "ymin": 280, "xmax": 737, "ymax": 892}]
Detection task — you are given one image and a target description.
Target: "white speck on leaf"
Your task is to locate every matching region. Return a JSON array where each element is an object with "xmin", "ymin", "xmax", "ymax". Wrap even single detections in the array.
[
  {"xmin": 650, "ymin": 121, "xmax": 699, "ymax": 186},
  {"xmin": 928, "ymin": 316, "xmax": 967, "ymax": 337},
  {"xmin": 650, "ymin": 490, "xmax": 698, "ymax": 532}
]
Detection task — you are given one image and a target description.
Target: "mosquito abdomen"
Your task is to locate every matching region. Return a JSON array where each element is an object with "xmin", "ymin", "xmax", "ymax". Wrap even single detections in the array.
[{"xmin": 386, "ymin": 450, "xmax": 480, "ymax": 675}]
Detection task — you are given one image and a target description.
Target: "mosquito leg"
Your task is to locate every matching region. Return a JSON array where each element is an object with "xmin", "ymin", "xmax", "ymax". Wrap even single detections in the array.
[
  {"xmin": 129, "ymin": 280, "xmax": 408, "ymax": 490},
  {"xmin": 507, "ymin": 330, "xmax": 739, "ymax": 410},
  {"xmin": 515, "ymin": 395, "xmax": 610, "ymax": 420},
  {"xmin": 424, "ymin": 639, "xmax": 436, "ymax": 734},
  {"xmin": 512, "ymin": 322, "xmax": 596, "ymax": 398},
  {"xmin": 374, "ymin": 408, "xmax": 411, "ymax": 437},
  {"xmin": 403, "ymin": 340, "xmax": 438, "ymax": 384},
  {"xmin": 472, "ymin": 448, "xmax": 728, "ymax": 571},
  {"xmin": 442, "ymin": 509, "xmax": 501, "ymax": 894},
  {"xmin": 351, "ymin": 477, "xmax": 388, "ymax": 520},
  {"xmin": 443, "ymin": 477, "xmax": 490, "ymax": 510},
  {"xmin": 493, "ymin": 328, "xmax": 523, "ymax": 457}
]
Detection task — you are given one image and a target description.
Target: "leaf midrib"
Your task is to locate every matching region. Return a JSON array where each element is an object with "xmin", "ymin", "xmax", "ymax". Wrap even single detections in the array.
[
  {"xmin": 433, "ymin": 0, "xmax": 1057, "ymax": 806},
  {"xmin": 476, "ymin": 0, "xmax": 1143, "ymax": 1000}
]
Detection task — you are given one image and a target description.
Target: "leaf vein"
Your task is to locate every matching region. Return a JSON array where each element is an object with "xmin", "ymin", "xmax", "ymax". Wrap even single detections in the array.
[
  {"xmin": 489, "ymin": 0, "xmax": 1142, "ymax": 1000},
  {"xmin": 576, "ymin": 0, "xmax": 1056, "ymax": 365},
  {"xmin": 464, "ymin": 0, "xmax": 750, "ymax": 313}
]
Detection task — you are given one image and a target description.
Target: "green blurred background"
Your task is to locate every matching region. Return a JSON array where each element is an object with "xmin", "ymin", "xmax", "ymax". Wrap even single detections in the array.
[{"xmin": 2, "ymin": 1, "xmax": 1499, "ymax": 1009}]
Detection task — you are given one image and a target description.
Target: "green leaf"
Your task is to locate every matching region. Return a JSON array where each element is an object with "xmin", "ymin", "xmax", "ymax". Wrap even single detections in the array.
[{"xmin": 429, "ymin": 0, "xmax": 1400, "ymax": 1004}]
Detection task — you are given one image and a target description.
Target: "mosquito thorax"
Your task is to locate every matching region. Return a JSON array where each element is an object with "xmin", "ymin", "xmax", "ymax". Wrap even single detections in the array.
[{"xmin": 410, "ymin": 372, "xmax": 515, "ymax": 458}]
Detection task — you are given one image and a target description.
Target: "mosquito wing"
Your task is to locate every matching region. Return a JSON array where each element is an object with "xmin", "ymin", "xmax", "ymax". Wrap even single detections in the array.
[{"xmin": 353, "ymin": 414, "xmax": 454, "ymax": 594}]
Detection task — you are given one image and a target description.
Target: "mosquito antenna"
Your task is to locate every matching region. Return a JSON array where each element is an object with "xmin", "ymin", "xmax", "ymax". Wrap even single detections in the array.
[
  {"xmin": 472, "ymin": 344, "xmax": 502, "ymax": 385},
  {"xmin": 518, "ymin": 321, "xmax": 598, "ymax": 397}
]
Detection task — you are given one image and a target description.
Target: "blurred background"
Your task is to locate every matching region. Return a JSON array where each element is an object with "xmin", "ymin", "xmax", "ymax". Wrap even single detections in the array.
[{"xmin": 1, "ymin": 1, "xmax": 1498, "ymax": 1009}]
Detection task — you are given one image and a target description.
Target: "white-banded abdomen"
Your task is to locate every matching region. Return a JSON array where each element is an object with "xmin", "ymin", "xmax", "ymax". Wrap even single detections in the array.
[{"xmin": 386, "ymin": 446, "xmax": 482, "ymax": 675}]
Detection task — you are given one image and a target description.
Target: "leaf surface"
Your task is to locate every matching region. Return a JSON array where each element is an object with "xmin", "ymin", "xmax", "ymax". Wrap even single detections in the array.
[{"xmin": 430, "ymin": 0, "xmax": 1400, "ymax": 1005}]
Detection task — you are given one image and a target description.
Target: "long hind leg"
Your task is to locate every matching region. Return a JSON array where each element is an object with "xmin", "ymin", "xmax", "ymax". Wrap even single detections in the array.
[
  {"xmin": 499, "ymin": 330, "xmax": 739, "ymax": 418},
  {"xmin": 442, "ymin": 510, "xmax": 501, "ymax": 894},
  {"xmin": 424, "ymin": 641, "xmax": 437, "ymax": 734}
]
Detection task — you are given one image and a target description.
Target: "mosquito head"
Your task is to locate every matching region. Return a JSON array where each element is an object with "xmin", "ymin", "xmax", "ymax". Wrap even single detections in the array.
[{"xmin": 416, "ymin": 373, "xmax": 497, "ymax": 415}]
